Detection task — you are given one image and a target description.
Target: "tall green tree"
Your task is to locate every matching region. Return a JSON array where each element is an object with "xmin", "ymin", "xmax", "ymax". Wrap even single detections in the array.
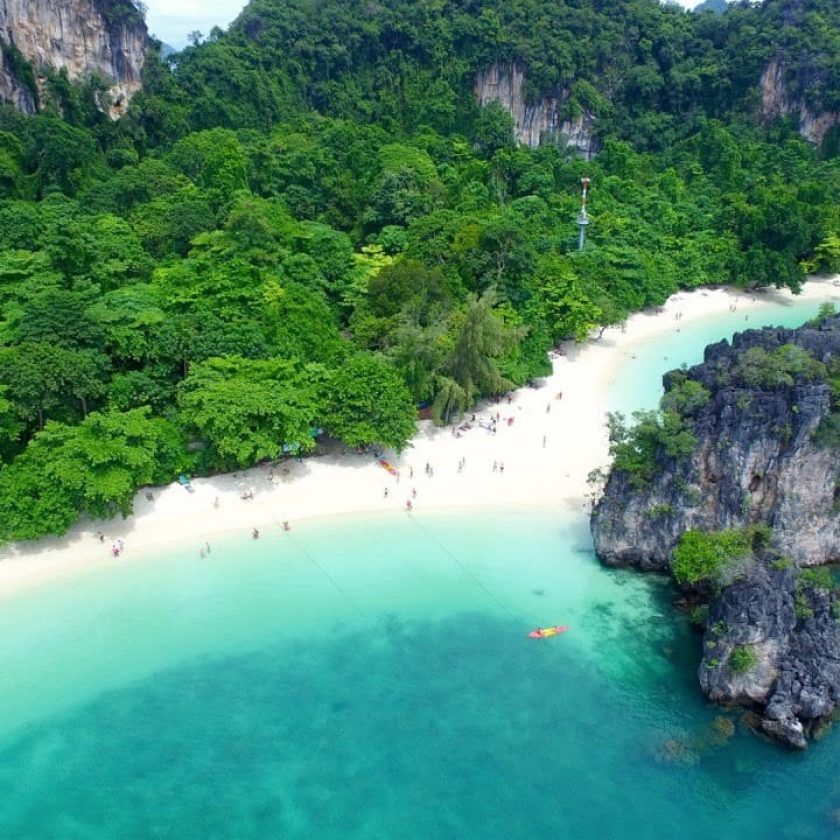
[
  {"xmin": 446, "ymin": 288, "xmax": 524, "ymax": 405},
  {"xmin": 0, "ymin": 408, "xmax": 185, "ymax": 542},
  {"xmin": 178, "ymin": 357, "xmax": 327, "ymax": 467},
  {"xmin": 324, "ymin": 354, "xmax": 417, "ymax": 452}
]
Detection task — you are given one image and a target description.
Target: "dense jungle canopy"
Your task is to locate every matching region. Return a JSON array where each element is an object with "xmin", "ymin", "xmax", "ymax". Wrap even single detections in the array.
[{"xmin": 0, "ymin": 0, "xmax": 839, "ymax": 540}]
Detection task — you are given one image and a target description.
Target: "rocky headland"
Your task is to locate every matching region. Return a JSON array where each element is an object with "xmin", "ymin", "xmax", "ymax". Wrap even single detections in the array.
[{"xmin": 591, "ymin": 311, "xmax": 840, "ymax": 748}]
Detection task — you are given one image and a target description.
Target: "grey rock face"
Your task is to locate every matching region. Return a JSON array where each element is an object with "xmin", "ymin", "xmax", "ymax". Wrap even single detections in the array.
[
  {"xmin": 699, "ymin": 565, "xmax": 840, "ymax": 749},
  {"xmin": 591, "ymin": 314, "xmax": 840, "ymax": 747},
  {"xmin": 593, "ymin": 319, "xmax": 840, "ymax": 570},
  {"xmin": 474, "ymin": 64, "xmax": 599, "ymax": 158},
  {"xmin": 0, "ymin": 0, "xmax": 148, "ymax": 118},
  {"xmin": 760, "ymin": 57, "xmax": 839, "ymax": 147}
]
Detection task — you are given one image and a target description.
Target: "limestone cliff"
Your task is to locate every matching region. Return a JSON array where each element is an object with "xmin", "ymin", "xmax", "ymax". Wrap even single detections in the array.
[
  {"xmin": 760, "ymin": 57, "xmax": 839, "ymax": 147},
  {"xmin": 593, "ymin": 318, "xmax": 840, "ymax": 570},
  {"xmin": 0, "ymin": 0, "xmax": 148, "ymax": 118},
  {"xmin": 474, "ymin": 64, "xmax": 599, "ymax": 158},
  {"xmin": 591, "ymin": 314, "xmax": 840, "ymax": 747},
  {"xmin": 698, "ymin": 563, "xmax": 840, "ymax": 749}
]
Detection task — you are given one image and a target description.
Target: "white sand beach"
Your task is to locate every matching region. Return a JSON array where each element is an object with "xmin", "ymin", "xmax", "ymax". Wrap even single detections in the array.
[{"xmin": 2, "ymin": 279, "xmax": 839, "ymax": 594}]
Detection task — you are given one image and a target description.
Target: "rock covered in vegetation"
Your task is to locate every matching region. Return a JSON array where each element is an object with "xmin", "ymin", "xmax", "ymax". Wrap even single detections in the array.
[
  {"xmin": 592, "ymin": 314, "xmax": 840, "ymax": 570},
  {"xmin": 474, "ymin": 64, "xmax": 599, "ymax": 156},
  {"xmin": 699, "ymin": 562, "xmax": 840, "ymax": 749},
  {"xmin": 591, "ymin": 312, "xmax": 840, "ymax": 747},
  {"xmin": 760, "ymin": 57, "xmax": 839, "ymax": 147}
]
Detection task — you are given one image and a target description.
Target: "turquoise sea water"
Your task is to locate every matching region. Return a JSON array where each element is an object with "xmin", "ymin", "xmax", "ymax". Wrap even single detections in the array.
[{"xmin": 2, "ymin": 294, "xmax": 840, "ymax": 839}]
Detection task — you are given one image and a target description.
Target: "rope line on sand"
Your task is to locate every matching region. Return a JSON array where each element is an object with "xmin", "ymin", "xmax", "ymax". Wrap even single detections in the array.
[
  {"xmin": 256, "ymin": 502, "xmax": 365, "ymax": 619},
  {"xmin": 406, "ymin": 514, "xmax": 524, "ymax": 622}
]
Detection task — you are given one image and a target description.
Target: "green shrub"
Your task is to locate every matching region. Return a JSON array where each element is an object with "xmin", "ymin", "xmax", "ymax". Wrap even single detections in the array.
[
  {"xmin": 813, "ymin": 413, "xmax": 840, "ymax": 448},
  {"xmin": 672, "ymin": 529, "xmax": 753, "ymax": 586},
  {"xmin": 734, "ymin": 344, "xmax": 826, "ymax": 390},
  {"xmin": 608, "ymin": 410, "xmax": 696, "ymax": 488},
  {"xmin": 688, "ymin": 604, "xmax": 709, "ymax": 627},
  {"xmin": 771, "ymin": 556, "xmax": 793, "ymax": 571},
  {"xmin": 807, "ymin": 302, "xmax": 836, "ymax": 327},
  {"xmin": 751, "ymin": 524, "xmax": 773, "ymax": 550},
  {"xmin": 813, "ymin": 357, "xmax": 840, "ymax": 447},
  {"xmin": 661, "ymin": 377, "xmax": 711, "ymax": 418},
  {"xmin": 729, "ymin": 645, "xmax": 759, "ymax": 675},
  {"xmin": 740, "ymin": 493, "xmax": 752, "ymax": 516},
  {"xmin": 685, "ymin": 487, "xmax": 703, "ymax": 505},
  {"xmin": 710, "ymin": 619, "xmax": 728, "ymax": 636},
  {"xmin": 795, "ymin": 592, "xmax": 815, "ymax": 620},
  {"xmin": 0, "ymin": 43, "xmax": 38, "ymax": 103},
  {"xmin": 799, "ymin": 567, "xmax": 835, "ymax": 591}
]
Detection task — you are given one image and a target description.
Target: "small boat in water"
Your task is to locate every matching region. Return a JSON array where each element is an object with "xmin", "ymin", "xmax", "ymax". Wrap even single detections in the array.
[{"xmin": 528, "ymin": 625, "xmax": 569, "ymax": 639}]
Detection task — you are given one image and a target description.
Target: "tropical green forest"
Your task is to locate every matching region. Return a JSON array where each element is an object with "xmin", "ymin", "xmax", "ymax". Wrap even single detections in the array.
[{"xmin": 0, "ymin": 0, "xmax": 839, "ymax": 541}]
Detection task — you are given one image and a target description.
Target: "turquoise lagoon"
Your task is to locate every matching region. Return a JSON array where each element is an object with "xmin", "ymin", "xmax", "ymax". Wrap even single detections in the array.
[{"xmin": 2, "ymin": 296, "xmax": 840, "ymax": 839}]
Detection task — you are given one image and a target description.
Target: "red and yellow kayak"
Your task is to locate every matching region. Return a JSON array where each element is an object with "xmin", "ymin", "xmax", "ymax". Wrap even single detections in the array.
[
  {"xmin": 528, "ymin": 625, "xmax": 569, "ymax": 639},
  {"xmin": 379, "ymin": 458, "xmax": 399, "ymax": 477}
]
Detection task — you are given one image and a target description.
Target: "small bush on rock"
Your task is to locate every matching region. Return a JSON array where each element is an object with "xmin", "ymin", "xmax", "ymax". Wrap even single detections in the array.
[
  {"xmin": 672, "ymin": 529, "xmax": 753, "ymax": 586},
  {"xmin": 729, "ymin": 645, "xmax": 758, "ymax": 675}
]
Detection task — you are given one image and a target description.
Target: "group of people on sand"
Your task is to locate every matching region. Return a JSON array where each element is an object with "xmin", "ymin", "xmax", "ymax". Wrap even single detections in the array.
[{"xmin": 99, "ymin": 533, "xmax": 125, "ymax": 558}]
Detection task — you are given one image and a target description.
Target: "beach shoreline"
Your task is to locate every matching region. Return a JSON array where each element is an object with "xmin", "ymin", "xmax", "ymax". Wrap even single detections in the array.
[{"xmin": 2, "ymin": 279, "xmax": 839, "ymax": 596}]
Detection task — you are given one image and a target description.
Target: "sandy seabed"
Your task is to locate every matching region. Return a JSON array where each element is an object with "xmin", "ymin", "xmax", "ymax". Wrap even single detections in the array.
[{"xmin": 2, "ymin": 279, "xmax": 839, "ymax": 595}]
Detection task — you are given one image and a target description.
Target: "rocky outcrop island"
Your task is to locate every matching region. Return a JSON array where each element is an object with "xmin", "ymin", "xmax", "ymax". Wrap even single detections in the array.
[{"xmin": 591, "ymin": 309, "xmax": 840, "ymax": 749}]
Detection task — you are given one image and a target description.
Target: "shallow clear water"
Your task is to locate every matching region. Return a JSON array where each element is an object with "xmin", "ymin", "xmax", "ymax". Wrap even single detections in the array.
[
  {"xmin": 609, "ymin": 292, "xmax": 838, "ymax": 414},
  {"xmin": 2, "ymin": 293, "xmax": 840, "ymax": 839}
]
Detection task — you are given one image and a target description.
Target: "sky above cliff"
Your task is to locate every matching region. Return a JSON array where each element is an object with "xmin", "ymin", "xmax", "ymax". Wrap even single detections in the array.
[
  {"xmin": 143, "ymin": 1, "xmax": 247, "ymax": 47},
  {"xmin": 143, "ymin": 0, "xmax": 702, "ymax": 48}
]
